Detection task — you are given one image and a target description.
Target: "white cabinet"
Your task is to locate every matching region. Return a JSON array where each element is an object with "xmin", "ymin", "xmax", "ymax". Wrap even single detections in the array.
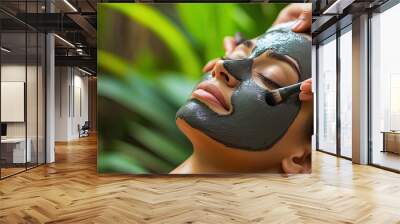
[{"xmin": 1, "ymin": 138, "xmax": 32, "ymax": 163}]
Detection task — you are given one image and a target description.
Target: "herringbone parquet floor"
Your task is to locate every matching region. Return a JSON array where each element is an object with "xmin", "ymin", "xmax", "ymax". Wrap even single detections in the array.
[{"xmin": 0, "ymin": 135, "xmax": 400, "ymax": 224}]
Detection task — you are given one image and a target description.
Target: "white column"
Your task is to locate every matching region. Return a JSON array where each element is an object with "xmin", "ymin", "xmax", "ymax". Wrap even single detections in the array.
[
  {"xmin": 45, "ymin": 1, "xmax": 55, "ymax": 163},
  {"xmin": 46, "ymin": 33, "xmax": 55, "ymax": 163},
  {"xmin": 352, "ymin": 14, "xmax": 369, "ymax": 164}
]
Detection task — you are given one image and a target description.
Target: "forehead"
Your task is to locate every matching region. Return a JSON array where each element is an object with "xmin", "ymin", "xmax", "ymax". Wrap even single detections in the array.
[
  {"xmin": 249, "ymin": 22, "xmax": 311, "ymax": 81},
  {"xmin": 251, "ymin": 24, "xmax": 307, "ymax": 57}
]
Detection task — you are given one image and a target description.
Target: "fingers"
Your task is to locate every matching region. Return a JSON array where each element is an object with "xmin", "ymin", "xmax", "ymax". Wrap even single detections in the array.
[
  {"xmin": 292, "ymin": 6, "xmax": 312, "ymax": 33},
  {"xmin": 273, "ymin": 3, "xmax": 312, "ymax": 33},
  {"xmin": 223, "ymin": 36, "xmax": 236, "ymax": 55},
  {"xmin": 300, "ymin": 79, "xmax": 312, "ymax": 92},
  {"xmin": 299, "ymin": 78, "xmax": 312, "ymax": 101},
  {"xmin": 202, "ymin": 58, "xmax": 219, "ymax": 73},
  {"xmin": 274, "ymin": 3, "xmax": 303, "ymax": 25},
  {"xmin": 299, "ymin": 92, "xmax": 313, "ymax": 101},
  {"xmin": 273, "ymin": 11, "xmax": 293, "ymax": 25}
]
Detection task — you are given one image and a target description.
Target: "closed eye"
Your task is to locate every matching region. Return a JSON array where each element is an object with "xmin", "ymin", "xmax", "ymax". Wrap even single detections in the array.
[{"xmin": 257, "ymin": 73, "xmax": 281, "ymax": 89}]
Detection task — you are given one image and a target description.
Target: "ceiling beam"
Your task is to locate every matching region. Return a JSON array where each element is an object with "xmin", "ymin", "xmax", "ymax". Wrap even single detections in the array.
[
  {"xmin": 67, "ymin": 14, "xmax": 96, "ymax": 37},
  {"xmin": 13, "ymin": 13, "xmax": 82, "ymax": 32},
  {"xmin": 55, "ymin": 55, "xmax": 96, "ymax": 73}
]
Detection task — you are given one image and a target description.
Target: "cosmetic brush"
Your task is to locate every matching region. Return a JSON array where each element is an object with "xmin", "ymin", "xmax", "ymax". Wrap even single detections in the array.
[{"xmin": 265, "ymin": 82, "xmax": 302, "ymax": 106}]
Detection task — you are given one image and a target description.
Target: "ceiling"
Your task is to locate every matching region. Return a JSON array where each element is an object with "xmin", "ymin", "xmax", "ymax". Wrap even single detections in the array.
[
  {"xmin": 0, "ymin": 0, "xmax": 97, "ymax": 14},
  {"xmin": 311, "ymin": 0, "xmax": 391, "ymax": 44},
  {"xmin": 0, "ymin": 0, "xmax": 97, "ymax": 73}
]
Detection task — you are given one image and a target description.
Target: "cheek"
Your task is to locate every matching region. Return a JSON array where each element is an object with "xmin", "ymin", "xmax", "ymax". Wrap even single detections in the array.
[
  {"xmin": 200, "ymin": 73, "xmax": 212, "ymax": 83},
  {"xmin": 231, "ymin": 80, "xmax": 269, "ymax": 116}
]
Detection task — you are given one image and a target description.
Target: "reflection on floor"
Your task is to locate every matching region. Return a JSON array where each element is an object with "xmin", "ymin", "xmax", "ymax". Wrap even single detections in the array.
[
  {"xmin": 0, "ymin": 163, "xmax": 42, "ymax": 178},
  {"xmin": 373, "ymin": 150, "xmax": 400, "ymax": 171},
  {"xmin": 0, "ymin": 135, "xmax": 400, "ymax": 223},
  {"xmin": 1, "ymin": 167, "xmax": 25, "ymax": 177}
]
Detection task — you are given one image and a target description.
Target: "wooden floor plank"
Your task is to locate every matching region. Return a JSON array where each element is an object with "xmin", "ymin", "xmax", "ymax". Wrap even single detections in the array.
[{"xmin": 0, "ymin": 135, "xmax": 399, "ymax": 223}]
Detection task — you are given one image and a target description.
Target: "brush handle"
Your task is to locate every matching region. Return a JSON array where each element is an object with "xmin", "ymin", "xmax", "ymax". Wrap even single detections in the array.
[{"xmin": 278, "ymin": 82, "xmax": 302, "ymax": 100}]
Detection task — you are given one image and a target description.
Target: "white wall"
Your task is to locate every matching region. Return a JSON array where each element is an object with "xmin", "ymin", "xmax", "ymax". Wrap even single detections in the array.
[
  {"xmin": 1, "ymin": 65, "xmax": 34, "ymax": 138},
  {"xmin": 55, "ymin": 67, "xmax": 89, "ymax": 141},
  {"xmin": 72, "ymin": 73, "xmax": 89, "ymax": 138},
  {"xmin": 55, "ymin": 67, "xmax": 70, "ymax": 141}
]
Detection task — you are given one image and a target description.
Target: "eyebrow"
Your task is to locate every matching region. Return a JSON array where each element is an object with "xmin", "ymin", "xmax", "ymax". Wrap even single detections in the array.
[
  {"xmin": 242, "ymin": 40, "xmax": 253, "ymax": 48},
  {"xmin": 266, "ymin": 52, "xmax": 301, "ymax": 79}
]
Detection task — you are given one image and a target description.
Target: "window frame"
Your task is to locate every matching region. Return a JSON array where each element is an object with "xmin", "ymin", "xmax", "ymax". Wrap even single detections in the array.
[{"xmin": 315, "ymin": 21, "xmax": 352, "ymax": 160}]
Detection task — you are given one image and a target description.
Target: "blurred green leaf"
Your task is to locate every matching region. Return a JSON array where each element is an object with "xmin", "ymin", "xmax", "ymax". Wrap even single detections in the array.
[
  {"xmin": 131, "ymin": 47, "xmax": 158, "ymax": 78},
  {"xmin": 100, "ymin": 152, "xmax": 149, "ymax": 174},
  {"xmin": 177, "ymin": 4, "xmax": 239, "ymax": 60},
  {"xmin": 98, "ymin": 50, "xmax": 130, "ymax": 78},
  {"xmin": 157, "ymin": 74, "xmax": 197, "ymax": 106},
  {"xmin": 260, "ymin": 4, "xmax": 285, "ymax": 31},
  {"xmin": 233, "ymin": 6, "xmax": 256, "ymax": 35},
  {"xmin": 176, "ymin": 4, "xmax": 210, "ymax": 51},
  {"xmin": 98, "ymin": 75, "xmax": 176, "ymax": 132},
  {"xmin": 113, "ymin": 140, "xmax": 174, "ymax": 172},
  {"xmin": 129, "ymin": 122, "xmax": 189, "ymax": 165},
  {"xmin": 103, "ymin": 3, "xmax": 201, "ymax": 79}
]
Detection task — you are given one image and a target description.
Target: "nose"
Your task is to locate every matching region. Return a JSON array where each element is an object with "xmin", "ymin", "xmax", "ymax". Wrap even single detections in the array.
[
  {"xmin": 212, "ymin": 60, "xmax": 240, "ymax": 88},
  {"xmin": 222, "ymin": 58, "xmax": 253, "ymax": 81}
]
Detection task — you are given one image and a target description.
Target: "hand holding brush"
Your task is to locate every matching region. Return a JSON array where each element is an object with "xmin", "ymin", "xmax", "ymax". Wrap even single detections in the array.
[{"xmin": 265, "ymin": 78, "xmax": 312, "ymax": 106}]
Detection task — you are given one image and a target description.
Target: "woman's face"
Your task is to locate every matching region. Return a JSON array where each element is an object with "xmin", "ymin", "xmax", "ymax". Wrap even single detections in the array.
[{"xmin": 176, "ymin": 22, "xmax": 311, "ymax": 151}]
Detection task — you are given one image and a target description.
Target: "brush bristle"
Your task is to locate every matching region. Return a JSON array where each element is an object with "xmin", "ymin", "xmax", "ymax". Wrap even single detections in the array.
[
  {"xmin": 265, "ymin": 91, "xmax": 282, "ymax": 106},
  {"xmin": 271, "ymin": 91, "xmax": 282, "ymax": 104}
]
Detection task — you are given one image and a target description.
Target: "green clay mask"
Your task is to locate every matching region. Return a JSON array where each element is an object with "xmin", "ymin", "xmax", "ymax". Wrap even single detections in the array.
[{"xmin": 176, "ymin": 22, "xmax": 311, "ymax": 151}]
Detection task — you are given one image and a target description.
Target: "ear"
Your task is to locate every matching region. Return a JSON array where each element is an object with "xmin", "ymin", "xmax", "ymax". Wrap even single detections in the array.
[{"xmin": 281, "ymin": 146, "xmax": 311, "ymax": 174}]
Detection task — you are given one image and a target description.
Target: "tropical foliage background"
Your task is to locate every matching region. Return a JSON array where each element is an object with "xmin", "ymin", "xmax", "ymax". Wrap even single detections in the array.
[{"xmin": 98, "ymin": 3, "xmax": 287, "ymax": 174}]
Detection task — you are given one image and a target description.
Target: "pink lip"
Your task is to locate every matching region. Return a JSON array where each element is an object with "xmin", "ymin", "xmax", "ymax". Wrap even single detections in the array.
[{"xmin": 192, "ymin": 82, "xmax": 229, "ymax": 111}]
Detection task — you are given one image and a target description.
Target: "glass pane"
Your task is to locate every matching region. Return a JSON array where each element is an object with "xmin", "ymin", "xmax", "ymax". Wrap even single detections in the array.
[
  {"xmin": 339, "ymin": 29, "xmax": 352, "ymax": 158},
  {"xmin": 27, "ymin": 31, "xmax": 38, "ymax": 169},
  {"xmin": 371, "ymin": 5, "xmax": 400, "ymax": 171},
  {"xmin": 38, "ymin": 33, "xmax": 45, "ymax": 165},
  {"xmin": 26, "ymin": 0, "xmax": 39, "ymax": 169},
  {"xmin": 1, "ymin": 30, "xmax": 27, "ymax": 177},
  {"xmin": 317, "ymin": 37, "xmax": 337, "ymax": 154}
]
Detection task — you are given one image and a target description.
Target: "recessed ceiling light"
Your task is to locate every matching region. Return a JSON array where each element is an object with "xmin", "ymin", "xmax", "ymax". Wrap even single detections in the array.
[
  {"xmin": 63, "ymin": 0, "xmax": 78, "ymax": 12},
  {"xmin": 54, "ymin": 34, "xmax": 75, "ymax": 48},
  {"xmin": 323, "ymin": 0, "xmax": 354, "ymax": 15},
  {"xmin": 1, "ymin": 47, "xmax": 11, "ymax": 53},
  {"xmin": 78, "ymin": 67, "xmax": 92, "ymax": 76}
]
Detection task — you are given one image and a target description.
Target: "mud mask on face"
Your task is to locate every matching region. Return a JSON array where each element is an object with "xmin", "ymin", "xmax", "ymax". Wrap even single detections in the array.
[{"xmin": 176, "ymin": 22, "xmax": 311, "ymax": 151}]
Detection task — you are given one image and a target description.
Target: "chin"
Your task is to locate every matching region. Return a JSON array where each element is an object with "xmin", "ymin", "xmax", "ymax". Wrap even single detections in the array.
[{"xmin": 175, "ymin": 117, "xmax": 199, "ymax": 145}]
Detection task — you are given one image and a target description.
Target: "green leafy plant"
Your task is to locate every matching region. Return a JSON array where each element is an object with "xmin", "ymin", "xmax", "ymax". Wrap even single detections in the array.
[{"xmin": 98, "ymin": 69, "xmax": 196, "ymax": 173}]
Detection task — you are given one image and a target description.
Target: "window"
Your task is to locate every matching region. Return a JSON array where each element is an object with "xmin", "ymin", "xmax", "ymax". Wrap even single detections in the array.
[
  {"xmin": 317, "ymin": 36, "xmax": 337, "ymax": 154},
  {"xmin": 339, "ymin": 27, "xmax": 352, "ymax": 158},
  {"xmin": 370, "ymin": 3, "xmax": 400, "ymax": 171}
]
